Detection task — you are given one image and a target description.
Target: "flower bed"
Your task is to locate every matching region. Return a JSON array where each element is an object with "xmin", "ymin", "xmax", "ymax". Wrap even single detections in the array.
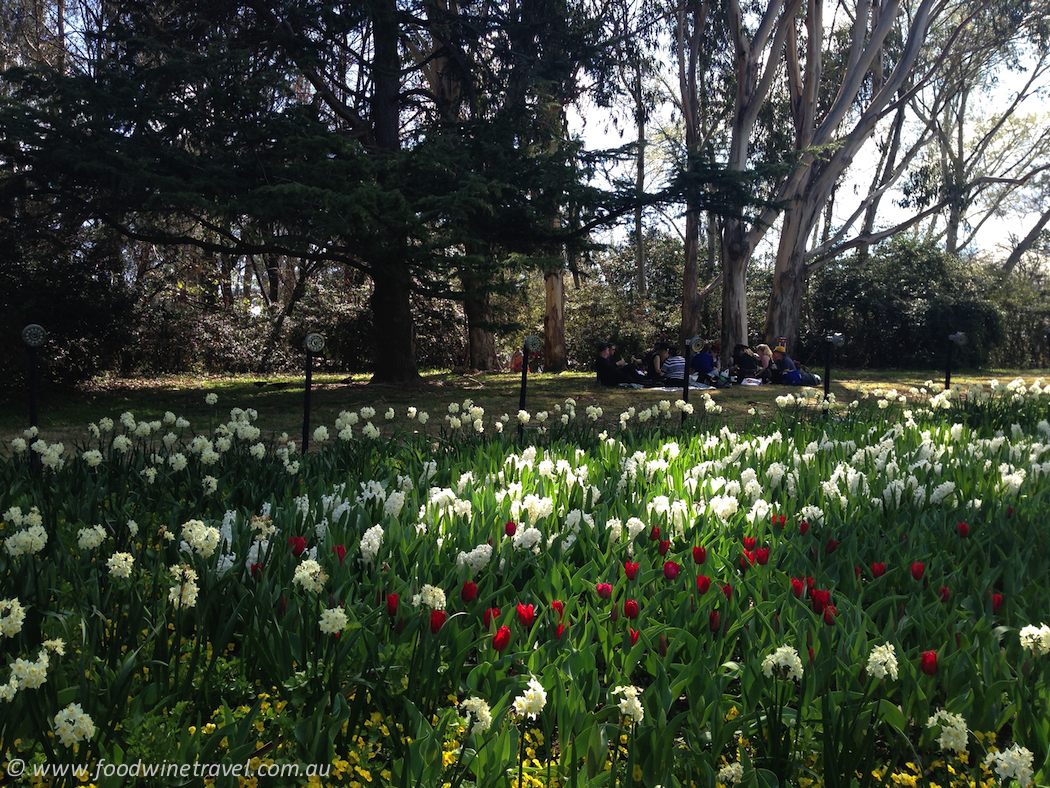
[{"xmin": 2, "ymin": 381, "xmax": 1049, "ymax": 788}]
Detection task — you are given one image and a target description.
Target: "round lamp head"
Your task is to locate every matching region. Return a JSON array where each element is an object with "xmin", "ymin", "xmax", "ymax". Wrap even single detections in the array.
[
  {"xmin": 304, "ymin": 333, "xmax": 326, "ymax": 353},
  {"xmin": 524, "ymin": 335, "xmax": 542, "ymax": 353},
  {"xmin": 825, "ymin": 332, "xmax": 845, "ymax": 349},
  {"xmin": 948, "ymin": 332, "xmax": 967, "ymax": 346},
  {"xmin": 22, "ymin": 324, "xmax": 47, "ymax": 348},
  {"xmin": 686, "ymin": 336, "xmax": 703, "ymax": 352}
]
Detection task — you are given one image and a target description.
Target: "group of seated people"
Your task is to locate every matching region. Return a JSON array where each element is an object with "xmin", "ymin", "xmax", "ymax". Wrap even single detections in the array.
[{"xmin": 596, "ymin": 340, "xmax": 816, "ymax": 387}]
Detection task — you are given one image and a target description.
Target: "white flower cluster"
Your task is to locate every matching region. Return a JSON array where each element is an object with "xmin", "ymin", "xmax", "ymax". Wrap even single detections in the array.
[
  {"xmin": 926, "ymin": 709, "xmax": 968, "ymax": 755},
  {"xmin": 8, "ymin": 648, "xmax": 50, "ymax": 690},
  {"xmin": 456, "ymin": 543, "xmax": 493, "ymax": 575},
  {"xmin": 761, "ymin": 645, "xmax": 804, "ymax": 682},
  {"xmin": 412, "ymin": 584, "xmax": 446, "ymax": 611},
  {"xmin": 717, "ymin": 761, "xmax": 744, "ymax": 785},
  {"xmin": 168, "ymin": 564, "xmax": 200, "ymax": 609},
  {"xmin": 107, "ymin": 552, "xmax": 135, "ymax": 579},
  {"xmin": 512, "ymin": 526, "xmax": 543, "ymax": 554},
  {"xmin": 250, "ymin": 514, "xmax": 276, "ymax": 540},
  {"xmin": 293, "ymin": 560, "xmax": 328, "ymax": 594},
  {"xmin": 77, "ymin": 524, "xmax": 107, "ymax": 550},
  {"xmin": 53, "ymin": 703, "xmax": 97, "ymax": 748},
  {"xmin": 512, "ymin": 677, "xmax": 547, "ymax": 719},
  {"xmin": 181, "ymin": 519, "xmax": 220, "ymax": 558},
  {"xmin": 359, "ymin": 525, "xmax": 384, "ymax": 564},
  {"xmin": 1019, "ymin": 623, "xmax": 1050, "ymax": 657},
  {"xmin": 319, "ymin": 607, "xmax": 348, "ymax": 635},
  {"xmin": 3, "ymin": 506, "xmax": 48, "ymax": 557},
  {"xmin": 866, "ymin": 643, "xmax": 899, "ymax": 680},
  {"xmin": 30, "ymin": 438, "xmax": 65, "ymax": 470},
  {"xmin": 460, "ymin": 696, "xmax": 493, "ymax": 736},
  {"xmin": 983, "ymin": 744, "xmax": 1034, "ymax": 788},
  {"xmin": 613, "ymin": 685, "xmax": 644, "ymax": 724},
  {"xmin": 0, "ymin": 598, "xmax": 27, "ymax": 638},
  {"xmin": 384, "ymin": 490, "xmax": 406, "ymax": 518}
]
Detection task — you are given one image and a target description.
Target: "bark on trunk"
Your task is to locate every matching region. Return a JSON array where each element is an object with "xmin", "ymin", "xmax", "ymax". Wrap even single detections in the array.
[
  {"xmin": 721, "ymin": 218, "xmax": 750, "ymax": 354},
  {"xmin": 681, "ymin": 209, "xmax": 701, "ymax": 347},
  {"xmin": 369, "ymin": 265, "xmax": 419, "ymax": 384},
  {"xmin": 543, "ymin": 269, "xmax": 566, "ymax": 372},
  {"xmin": 463, "ymin": 271, "xmax": 497, "ymax": 370},
  {"xmin": 763, "ymin": 200, "xmax": 810, "ymax": 351}
]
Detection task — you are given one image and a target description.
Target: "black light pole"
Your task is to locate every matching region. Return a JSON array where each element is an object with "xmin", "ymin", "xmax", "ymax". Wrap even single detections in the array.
[
  {"xmin": 302, "ymin": 333, "xmax": 325, "ymax": 453},
  {"xmin": 945, "ymin": 332, "xmax": 967, "ymax": 390},
  {"xmin": 1045, "ymin": 328, "xmax": 1050, "ymax": 368},
  {"xmin": 518, "ymin": 335, "xmax": 541, "ymax": 441},
  {"xmin": 22, "ymin": 325, "xmax": 47, "ymax": 474},
  {"xmin": 682, "ymin": 337, "xmax": 699, "ymax": 425},
  {"xmin": 823, "ymin": 333, "xmax": 844, "ymax": 399}
]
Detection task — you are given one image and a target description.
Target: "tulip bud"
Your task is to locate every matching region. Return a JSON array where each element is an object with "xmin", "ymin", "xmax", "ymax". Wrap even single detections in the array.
[{"xmin": 920, "ymin": 650, "xmax": 937, "ymax": 675}]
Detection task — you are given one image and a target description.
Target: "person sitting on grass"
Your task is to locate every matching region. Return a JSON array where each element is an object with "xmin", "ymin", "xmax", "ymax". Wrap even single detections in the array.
[
  {"xmin": 661, "ymin": 347, "xmax": 687, "ymax": 385},
  {"xmin": 642, "ymin": 342, "xmax": 671, "ymax": 384},
  {"xmin": 769, "ymin": 345, "xmax": 802, "ymax": 385},
  {"xmin": 595, "ymin": 342, "xmax": 644, "ymax": 386},
  {"xmin": 730, "ymin": 344, "xmax": 760, "ymax": 382},
  {"xmin": 690, "ymin": 342, "xmax": 719, "ymax": 384}
]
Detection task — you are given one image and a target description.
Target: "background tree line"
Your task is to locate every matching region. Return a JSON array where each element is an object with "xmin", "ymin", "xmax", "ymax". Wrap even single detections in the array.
[{"xmin": 2, "ymin": 0, "xmax": 1050, "ymax": 387}]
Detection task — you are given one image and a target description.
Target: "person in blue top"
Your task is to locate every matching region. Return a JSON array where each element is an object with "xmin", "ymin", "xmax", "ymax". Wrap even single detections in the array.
[
  {"xmin": 769, "ymin": 346, "xmax": 802, "ymax": 385},
  {"xmin": 690, "ymin": 342, "xmax": 718, "ymax": 382}
]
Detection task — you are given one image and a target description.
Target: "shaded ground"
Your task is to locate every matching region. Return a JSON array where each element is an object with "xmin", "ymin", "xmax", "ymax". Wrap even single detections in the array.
[{"xmin": 2, "ymin": 368, "xmax": 1046, "ymax": 451}]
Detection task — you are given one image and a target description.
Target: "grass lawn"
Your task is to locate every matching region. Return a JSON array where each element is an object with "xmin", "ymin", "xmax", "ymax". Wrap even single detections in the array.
[{"xmin": 2, "ymin": 367, "xmax": 1047, "ymax": 450}]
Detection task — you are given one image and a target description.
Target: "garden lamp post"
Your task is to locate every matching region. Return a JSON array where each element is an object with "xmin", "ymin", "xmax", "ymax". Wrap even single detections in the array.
[
  {"xmin": 302, "ymin": 333, "xmax": 325, "ymax": 454},
  {"xmin": 823, "ymin": 333, "xmax": 845, "ymax": 400},
  {"xmin": 22, "ymin": 324, "xmax": 47, "ymax": 475},
  {"xmin": 518, "ymin": 335, "xmax": 542, "ymax": 440},
  {"xmin": 945, "ymin": 332, "xmax": 967, "ymax": 390},
  {"xmin": 682, "ymin": 336, "xmax": 701, "ymax": 425},
  {"xmin": 1045, "ymin": 328, "xmax": 1050, "ymax": 368}
]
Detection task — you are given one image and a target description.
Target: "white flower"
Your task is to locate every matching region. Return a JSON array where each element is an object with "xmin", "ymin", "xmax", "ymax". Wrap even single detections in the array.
[
  {"xmin": 512, "ymin": 677, "xmax": 547, "ymax": 719},
  {"xmin": 319, "ymin": 607, "xmax": 348, "ymax": 635},
  {"xmin": 362, "ymin": 422, "xmax": 380, "ymax": 440},
  {"xmin": 866, "ymin": 643, "xmax": 899, "ymax": 680},
  {"xmin": 457, "ymin": 543, "xmax": 494, "ymax": 574},
  {"xmin": 385, "ymin": 408, "xmax": 395, "ymax": 420},
  {"xmin": 205, "ymin": 393, "xmax": 218, "ymax": 405},
  {"xmin": 77, "ymin": 525, "xmax": 107, "ymax": 550},
  {"xmin": 0, "ymin": 598, "xmax": 27, "ymax": 637},
  {"xmin": 927, "ymin": 709, "xmax": 968, "ymax": 755},
  {"xmin": 761, "ymin": 645, "xmax": 804, "ymax": 681},
  {"xmin": 412, "ymin": 584, "xmax": 446, "ymax": 611},
  {"xmin": 168, "ymin": 564, "xmax": 200, "ymax": 608},
  {"xmin": 82, "ymin": 449, "xmax": 103, "ymax": 467},
  {"xmin": 313, "ymin": 425, "xmax": 330, "ymax": 442},
  {"xmin": 107, "ymin": 552, "xmax": 135, "ymax": 579},
  {"xmin": 461, "ymin": 696, "xmax": 492, "ymax": 735},
  {"xmin": 718, "ymin": 762, "xmax": 744, "ymax": 785},
  {"xmin": 983, "ymin": 744, "xmax": 1034, "ymax": 788},
  {"xmin": 169, "ymin": 453, "xmax": 188, "ymax": 471},
  {"xmin": 517, "ymin": 410, "xmax": 531, "ymax": 425},
  {"xmin": 181, "ymin": 519, "xmax": 220, "ymax": 558},
  {"xmin": 293, "ymin": 560, "xmax": 328, "ymax": 594},
  {"xmin": 202, "ymin": 476, "xmax": 218, "ymax": 495},
  {"xmin": 1019, "ymin": 623, "xmax": 1050, "ymax": 657},
  {"xmin": 613, "ymin": 685, "xmax": 644, "ymax": 724},
  {"xmin": 360, "ymin": 525, "xmax": 384, "ymax": 564},
  {"xmin": 360, "ymin": 406, "xmax": 376, "ymax": 419},
  {"xmin": 53, "ymin": 703, "xmax": 96, "ymax": 748}
]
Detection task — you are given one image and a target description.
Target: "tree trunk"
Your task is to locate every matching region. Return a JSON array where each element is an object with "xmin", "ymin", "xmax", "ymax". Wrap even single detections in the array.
[
  {"xmin": 634, "ymin": 71, "xmax": 647, "ymax": 299},
  {"xmin": 369, "ymin": 265, "xmax": 419, "ymax": 383},
  {"xmin": 543, "ymin": 269, "xmax": 566, "ymax": 372},
  {"xmin": 681, "ymin": 208, "xmax": 701, "ymax": 347},
  {"xmin": 721, "ymin": 217, "xmax": 750, "ymax": 354},
  {"xmin": 463, "ymin": 270, "xmax": 498, "ymax": 370},
  {"xmin": 763, "ymin": 198, "xmax": 812, "ymax": 351}
]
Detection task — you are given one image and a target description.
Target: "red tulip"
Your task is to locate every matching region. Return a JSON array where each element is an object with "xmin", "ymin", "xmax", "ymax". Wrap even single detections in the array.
[
  {"xmin": 774, "ymin": 514, "xmax": 786, "ymax": 527},
  {"xmin": 911, "ymin": 562, "xmax": 925, "ymax": 581},
  {"xmin": 624, "ymin": 562, "xmax": 639, "ymax": 580},
  {"xmin": 611, "ymin": 603, "xmax": 619, "ymax": 622},
  {"xmin": 461, "ymin": 581, "xmax": 478, "ymax": 603},
  {"xmin": 649, "ymin": 526, "xmax": 660, "ymax": 541},
  {"xmin": 741, "ymin": 550, "xmax": 755, "ymax": 568},
  {"xmin": 921, "ymin": 650, "xmax": 937, "ymax": 675},
  {"xmin": 823, "ymin": 605, "xmax": 837, "ymax": 625},
  {"xmin": 556, "ymin": 623, "xmax": 568, "ymax": 639},
  {"xmin": 743, "ymin": 537, "xmax": 756, "ymax": 550},
  {"xmin": 697, "ymin": 575, "xmax": 711, "ymax": 594},
  {"xmin": 516, "ymin": 603, "xmax": 535, "ymax": 627},
  {"xmin": 799, "ymin": 520, "xmax": 810, "ymax": 536},
  {"xmin": 855, "ymin": 566, "xmax": 863, "ymax": 578},
  {"xmin": 1006, "ymin": 506, "xmax": 1014, "ymax": 518},
  {"xmin": 551, "ymin": 600, "xmax": 565, "ymax": 619},
  {"xmin": 332, "ymin": 545, "xmax": 347, "ymax": 564},
  {"xmin": 826, "ymin": 538, "xmax": 839, "ymax": 554},
  {"xmin": 756, "ymin": 547, "xmax": 770, "ymax": 565},
  {"xmin": 811, "ymin": 589, "xmax": 831, "ymax": 614},
  {"xmin": 790, "ymin": 578, "xmax": 804, "ymax": 598},
  {"xmin": 658, "ymin": 539, "xmax": 671, "ymax": 556},
  {"xmin": 624, "ymin": 599, "xmax": 639, "ymax": 619},
  {"xmin": 721, "ymin": 583, "xmax": 733, "ymax": 600},
  {"xmin": 709, "ymin": 610, "xmax": 720, "ymax": 633},
  {"xmin": 939, "ymin": 586, "xmax": 950, "ymax": 603},
  {"xmin": 871, "ymin": 562, "xmax": 886, "ymax": 578},
  {"xmin": 596, "ymin": 582, "xmax": 613, "ymax": 599},
  {"xmin": 991, "ymin": 592, "xmax": 1003, "ymax": 614},
  {"xmin": 288, "ymin": 536, "xmax": 307, "ymax": 557},
  {"xmin": 250, "ymin": 563, "xmax": 265, "ymax": 580},
  {"xmin": 957, "ymin": 522, "xmax": 969, "ymax": 538},
  {"xmin": 484, "ymin": 606, "xmax": 500, "ymax": 627},
  {"xmin": 430, "ymin": 610, "xmax": 447, "ymax": 633},
  {"xmin": 493, "ymin": 625, "xmax": 510, "ymax": 651},
  {"xmin": 663, "ymin": 561, "xmax": 680, "ymax": 580},
  {"xmin": 808, "ymin": 647, "xmax": 815, "ymax": 663},
  {"xmin": 386, "ymin": 593, "xmax": 399, "ymax": 617},
  {"xmin": 505, "ymin": 521, "xmax": 517, "ymax": 537},
  {"xmin": 629, "ymin": 628, "xmax": 640, "ymax": 646},
  {"xmin": 806, "ymin": 576, "xmax": 815, "ymax": 590},
  {"xmin": 692, "ymin": 546, "xmax": 707, "ymax": 564}
]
